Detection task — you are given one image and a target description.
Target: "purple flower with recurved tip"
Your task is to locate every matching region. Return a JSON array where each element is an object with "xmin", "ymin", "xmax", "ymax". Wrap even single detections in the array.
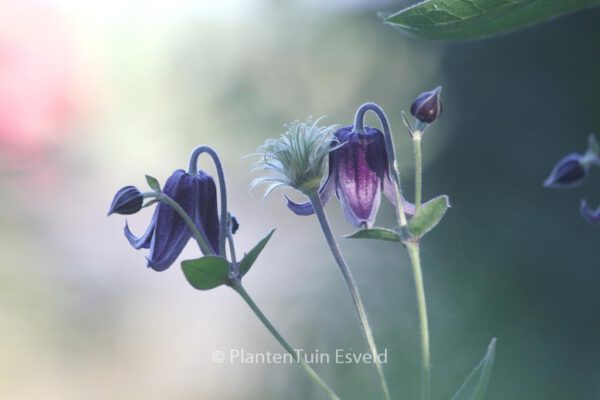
[
  {"xmin": 124, "ymin": 169, "xmax": 219, "ymax": 271},
  {"xmin": 287, "ymin": 125, "xmax": 415, "ymax": 228},
  {"xmin": 580, "ymin": 199, "xmax": 600, "ymax": 224}
]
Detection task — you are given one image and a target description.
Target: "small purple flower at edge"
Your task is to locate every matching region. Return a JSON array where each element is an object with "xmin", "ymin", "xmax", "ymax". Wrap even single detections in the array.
[
  {"xmin": 287, "ymin": 125, "xmax": 415, "ymax": 228},
  {"xmin": 543, "ymin": 153, "xmax": 588, "ymax": 188},
  {"xmin": 580, "ymin": 200, "xmax": 600, "ymax": 224},
  {"xmin": 120, "ymin": 169, "xmax": 219, "ymax": 271}
]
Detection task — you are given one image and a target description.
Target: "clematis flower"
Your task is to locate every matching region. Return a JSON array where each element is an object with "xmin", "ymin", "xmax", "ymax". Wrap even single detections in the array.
[
  {"xmin": 580, "ymin": 199, "xmax": 600, "ymax": 224},
  {"xmin": 123, "ymin": 169, "xmax": 219, "ymax": 271},
  {"xmin": 286, "ymin": 125, "xmax": 415, "ymax": 228}
]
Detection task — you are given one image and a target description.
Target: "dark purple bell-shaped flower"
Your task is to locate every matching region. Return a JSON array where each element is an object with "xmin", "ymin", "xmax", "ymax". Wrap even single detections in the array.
[
  {"xmin": 543, "ymin": 153, "xmax": 588, "ymax": 188},
  {"xmin": 287, "ymin": 126, "xmax": 415, "ymax": 228},
  {"xmin": 124, "ymin": 169, "xmax": 219, "ymax": 271},
  {"xmin": 411, "ymin": 87, "xmax": 442, "ymax": 124},
  {"xmin": 580, "ymin": 199, "xmax": 600, "ymax": 224}
]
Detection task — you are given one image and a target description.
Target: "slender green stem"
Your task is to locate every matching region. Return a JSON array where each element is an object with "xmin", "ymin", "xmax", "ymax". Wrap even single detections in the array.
[
  {"xmin": 413, "ymin": 134, "xmax": 423, "ymax": 212},
  {"xmin": 309, "ymin": 193, "xmax": 391, "ymax": 400},
  {"xmin": 406, "ymin": 242, "xmax": 430, "ymax": 400},
  {"xmin": 226, "ymin": 229, "xmax": 240, "ymax": 277},
  {"xmin": 232, "ymin": 282, "xmax": 340, "ymax": 400},
  {"xmin": 143, "ymin": 192, "xmax": 214, "ymax": 255}
]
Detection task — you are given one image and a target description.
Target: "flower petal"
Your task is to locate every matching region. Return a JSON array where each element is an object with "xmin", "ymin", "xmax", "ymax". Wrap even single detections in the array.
[
  {"xmin": 383, "ymin": 176, "xmax": 416, "ymax": 216},
  {"xmin": 334, "ymin": 127, "xmax": 386, "ymax": 228},
  {"xmin": 285, "ymin": 170, "xmax": 336, "ymax": 216},
  {"xmin": 124, "ymin": 214, "xmax": 155, "ymax": 249},
  {"xmin": 285, "ymin": 195, "xmax": 315, "ymax": 216},
  {"xmin": 147, "ymin": 170, "xmax": 198, "ymax": 271},
  {"xmin": 195, "ymin": 171, "xmax": 220, "ymax": 254},
  {"xmin": 580, "ymin": 199, "xmax": 600, "ymax": 224}
]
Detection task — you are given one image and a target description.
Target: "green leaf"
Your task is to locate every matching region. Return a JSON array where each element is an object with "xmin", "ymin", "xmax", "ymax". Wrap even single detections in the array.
[
  {"xmin": 344, "ymin": 228, "xmax": 402, "ymax": 242},
  {"xmin": 384, "ymin": 0, "xmax": 600, "ymax": 40},
  {"xmin": 408, "ymin": 195, "xmax": 450, "ymax": 238},
  {"xmin": 145, "ymin": 175, "xmax": 161, "ymax": 192},
  {"xmin": 181, "ymin": 256, "xmax": 230, "ymax": 290},
  {"xmin": 452, "ymin": 338, "xmax": 497, "ymax": 400},
  {"xmin": 239, "ymin": 229, "xmax": 275, "ymax": 278}
]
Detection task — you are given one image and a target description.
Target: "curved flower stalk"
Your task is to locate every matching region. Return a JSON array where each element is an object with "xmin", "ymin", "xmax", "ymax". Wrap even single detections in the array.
[
  {"xmin": 109, "ymin": 146, "xmax": 340, "ymax": 400},
  {"xmin": 252, "ymin": 118, "xmax": 392, "ymax": 400}
]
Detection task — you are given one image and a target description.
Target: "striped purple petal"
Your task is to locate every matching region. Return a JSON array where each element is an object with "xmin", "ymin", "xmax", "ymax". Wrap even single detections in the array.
[{"xmin": 333, "ymin": 126, "xmax": 387, "ymax": 228}]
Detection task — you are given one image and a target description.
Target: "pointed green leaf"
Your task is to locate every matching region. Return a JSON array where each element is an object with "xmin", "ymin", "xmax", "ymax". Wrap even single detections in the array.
[
  {"xmin": 384, "ymin": 0, "xmax": 600, "ymax": 40},
  {"xmin": 145, "ymin": 175, "xmax": 161, "ymax": 192},
  {"xmin": 181, "ymin": 256, "xmax": 230, "ymax": 290},
  {"xmin": 344, "ymin": 228, "xmax": 402, "ymax": 242},
  {"xmin": 408, "ymin": 195, "xmax": 450, "ymax": 238},
  {"xmin": 452, "ymin": 338, "xmax": 497, "ymax": 400},
  {"xmin": 239, "ymin": 229, "xmax": 276, "ymax": 278}
]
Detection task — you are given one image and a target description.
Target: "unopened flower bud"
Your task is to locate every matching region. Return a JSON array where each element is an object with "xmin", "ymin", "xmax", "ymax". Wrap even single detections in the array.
[
  {"xmin": 543, "ymin": 154, "xmax": 587, "ymax": 188},
  {"xmin": 108, "ymin": 186, "xmax": 143, "ymax": 216},
  {"xmin": 411, "ymin": 87, "xmax": 442, "ymax": 124}
]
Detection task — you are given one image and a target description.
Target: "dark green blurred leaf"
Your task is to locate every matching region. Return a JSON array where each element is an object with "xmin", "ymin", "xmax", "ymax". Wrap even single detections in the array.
[
  {"xmin": 181, "ymin": 256, "xmax": 230, "ymax": 290},
  {"xmin": 145, "ymin": 175, "xmax": 161, "ymax": 192},
  {"xmin": 239, "ymin": 229, "xmax": 275, "ymax": 278},
  {"xmin": 408, "ymin": 195, "xmax": 449, "ymax": 238},
  {"xmin": 384, "ymin": 0, "xmax": 600, "ymax": 40},
  {"xmin": 452, "ymin": 338, "xmax": 497, "ymax": 400},
  {"xmin": 344, "ymin": 228, "xmax": 402, "ymax": 242}
]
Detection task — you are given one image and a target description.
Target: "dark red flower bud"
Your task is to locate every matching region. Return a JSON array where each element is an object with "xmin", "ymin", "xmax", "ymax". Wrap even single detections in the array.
[{"xmin": 411, "ymin": 87, "xmax": 442, "ymax": 124}]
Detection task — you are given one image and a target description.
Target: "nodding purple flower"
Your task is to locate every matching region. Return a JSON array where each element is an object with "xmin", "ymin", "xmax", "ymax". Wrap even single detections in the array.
[
  {"xmin": 411, "ymin": 87, "xmax": 442, "ymax": 124},
  {"xmin": 287, "ymin": 125, "xmax": 415, "ymax": 228},
  {"xmin": 124, "ymin": 169, "xmax": 219, "ymax": 271},
  {"xmin": 580, "ymin": 200, "xmax": 600, "ymax": 224},
  {"xmin": 108, "ymin": 186, "xmax": 143, "ymax": 216},
  {"xmin": 543, "ymin": 153, "xmax": 588, "ymax": 188}
]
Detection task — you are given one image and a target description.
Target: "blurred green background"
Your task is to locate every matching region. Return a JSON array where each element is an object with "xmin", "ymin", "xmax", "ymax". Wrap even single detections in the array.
[{"xmin": 1, "ymin": 1, "xmax": 599, "ymax": 399}]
